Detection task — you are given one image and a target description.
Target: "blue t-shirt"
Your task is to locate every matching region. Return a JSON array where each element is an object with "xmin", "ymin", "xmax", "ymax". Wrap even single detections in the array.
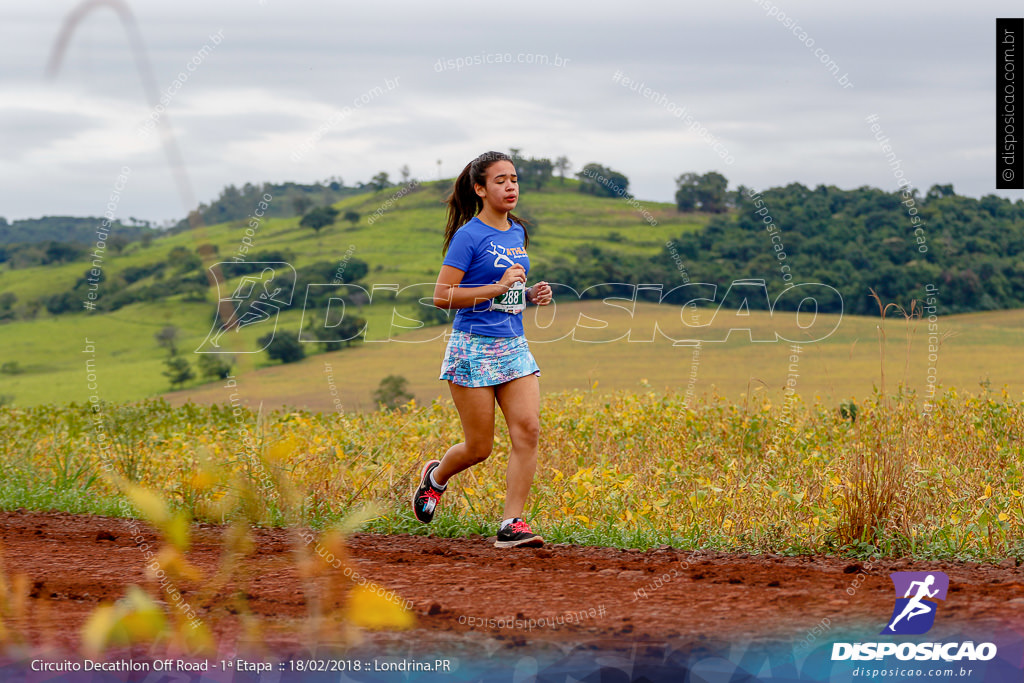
[{"xmin": 442, "ymin": 216, "xmax": 530, "ymax": 337}]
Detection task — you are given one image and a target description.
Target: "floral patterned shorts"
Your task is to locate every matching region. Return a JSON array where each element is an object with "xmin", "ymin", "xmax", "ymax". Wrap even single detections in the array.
[{"xmin": 438, "ymin": 329, "xmax": 541, "ymax": 388}]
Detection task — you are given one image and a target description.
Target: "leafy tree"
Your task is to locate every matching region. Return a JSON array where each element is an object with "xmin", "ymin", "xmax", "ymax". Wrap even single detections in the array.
[
  {"xmin": 676, "ymin": 171, "xmax": 729, "ymax": 212},
  {"xmin": 576, "ymin": 163, "xmax": 629, "ymax": 198},
  {"xmin": 348, "ymin": 259, "xmax": 370, "ymax": 282},
  {"xmin": 0, "ymin": 291, "xmax": 16, "ymax": 322},
  {"xmin": 370, "ymin": 172, "xmax": 392, "ymax": 191},
  {"xmin": 675, "ymin": 172, "xmax": 699, "ymax": 211},
  {"xmin": 42, "ymin": 241, "xmax": 85, "ymax": 265},
  {"xmin": 0, "ymin": 217, "xmax": 146, "ymax": 248},
  {"xmin": 72, "ymin": 268, "xmax": 106, "ymax": 290},
  {"xmin": 553, "ymin": 156, "xmax": 571, "ymax": 183},
  {"xmin": 331, "ymin": 258, "xmax": 368, "ymax": 284},
  {"xmin": 300, "ymin": 206, "xmax": 340, "ymax": 236},
  {"xmin": 332, "ymin": 315, "xmax": 366, "ymax": 347},
  {"xmin": 162, "ymin": 355, "xmax": 194, "ymax": 388},
  {"xmin": 198, "ymin": 353, "xmax": 234, "ymax": 380},
  {"xmin": 343, "ymin": 210, "xmax": 360, "ymax": 226},
  {"xmin": 45, "ymin": 291, "xmax": 79, "ymax": 315},
  {"xmin": 373, "ymin": 374, "xmax": 413, "ymax": 410},
  {"xmin": 400, "ymin": 164, "xmax": 411, "ymax": 183},
  {"xmin": 304, "ymin": 311, "xmax": 366, "ymax": 351},
  {"xmin": 926, "ymin": 184, "xmax": 955, "ymax": 201},
  {"xmin": 154, "ymin": 325, "xmax": 180, "ymax": 355},
  {"xmin": 517, "ymin": 156, "xmax": 554, "ymax": 190},
  {"xmin": 697, "ymin": 171, "xmax": 729, "ymax": 213},
  {"xmin": 108, "ymin": 234, "xmax": 129, "ymax": 253},
  {"xmin": 167, "ymin": 245, "xmax": 202, "ymax": 273},
  {"xmin": 258, "ymin": 330, "xmax": 305, "ymax": 364}
]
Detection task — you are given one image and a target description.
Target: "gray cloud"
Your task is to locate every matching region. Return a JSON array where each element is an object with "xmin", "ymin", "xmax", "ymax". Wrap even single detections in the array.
[{"xmin": 0, "ymin": 0, "xmax": 1019, "ymax": 222}]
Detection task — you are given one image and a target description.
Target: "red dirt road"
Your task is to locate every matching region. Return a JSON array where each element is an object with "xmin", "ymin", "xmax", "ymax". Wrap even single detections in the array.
[{"xmin": 2, "ymin": 509, "xmax": 1022, "ymax": 658}]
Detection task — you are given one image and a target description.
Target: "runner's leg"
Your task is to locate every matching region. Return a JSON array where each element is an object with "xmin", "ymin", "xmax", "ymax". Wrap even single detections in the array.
[
  {"xmin": 494, "ymin": 373, "xmax": 540, "ymax": 519},
  {"xmin": 433, "ymin": 382, "xmax": 495, "ymax": 486}
]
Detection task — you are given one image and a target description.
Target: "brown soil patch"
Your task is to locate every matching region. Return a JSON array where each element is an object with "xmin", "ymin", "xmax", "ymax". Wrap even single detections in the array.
[{"xmin": 2, "ymin": 509, "xmax": 1022, "ymax": 660}]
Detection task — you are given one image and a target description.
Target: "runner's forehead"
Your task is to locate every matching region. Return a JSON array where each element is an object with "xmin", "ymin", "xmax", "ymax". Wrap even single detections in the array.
[{"xmin": 487, "ymin": 162, "xmax": 517, "ymax": 181}]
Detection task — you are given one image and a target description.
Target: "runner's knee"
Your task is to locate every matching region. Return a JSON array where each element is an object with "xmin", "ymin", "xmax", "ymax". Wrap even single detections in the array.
[
  {"xmin": 510, "ymin": 418, "xmax": 540, "ymax": 449},
  {"xmin": 465, "ymin": 439, "xmax": 493, "ymax": 463}
]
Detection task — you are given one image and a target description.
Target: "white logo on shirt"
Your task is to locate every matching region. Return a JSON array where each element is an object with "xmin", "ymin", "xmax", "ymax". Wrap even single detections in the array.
[{"xmin": 486, "ymin": 241, "xmax": 516, "ymax": 269}]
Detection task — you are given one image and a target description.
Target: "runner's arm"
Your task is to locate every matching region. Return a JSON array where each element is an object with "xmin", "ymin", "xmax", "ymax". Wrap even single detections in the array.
[{"xmin": 433, "ymin": 264, "xmax": 523, "ymax": 309}]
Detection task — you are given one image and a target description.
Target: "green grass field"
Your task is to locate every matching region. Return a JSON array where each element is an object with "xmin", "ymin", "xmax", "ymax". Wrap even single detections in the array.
[
  {"xmin": 163, "ymin": 302, "xmax": 1023, "ymax": 413},
  {"xmin": 1, "ymin": 296, "xmax": 1021, "ymax": 411}
]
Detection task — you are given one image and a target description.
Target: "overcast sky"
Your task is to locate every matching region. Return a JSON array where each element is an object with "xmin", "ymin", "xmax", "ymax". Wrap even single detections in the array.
[{"xmin": 0, "ymin": 0, "xmax": 1020, "ymax": 223}]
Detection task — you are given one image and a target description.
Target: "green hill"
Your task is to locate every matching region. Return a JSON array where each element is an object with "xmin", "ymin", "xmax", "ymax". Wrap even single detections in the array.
[
  {"xmin": 0, "ymin": 178, "xmax": 708, "ymax": 406},
  {"xmin": 0, "ymin": 178, "xmax": 705, "ymax": 305},
  {"xmin": 3, "ymin": 176, "xmax": 1024, "ymax": 409}
]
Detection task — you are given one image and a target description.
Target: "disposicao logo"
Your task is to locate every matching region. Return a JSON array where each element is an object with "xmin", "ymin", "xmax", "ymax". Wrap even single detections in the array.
[
  {"xmin": 831, "ymin": 571, "xmax": 998, "ymax": 663},
  {"xmin": 882, "ymin": 571, "xmax": 948, "ymax": 635}
]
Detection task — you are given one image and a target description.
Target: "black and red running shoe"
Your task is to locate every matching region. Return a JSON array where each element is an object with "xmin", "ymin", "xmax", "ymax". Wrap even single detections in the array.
[
  {"xmin": 494, "ymin": 518, "xmax": 544, "ymax": 548},
  {"xmin": 412, "ymin": 460, "xmax": 445, "ymax": 524}
]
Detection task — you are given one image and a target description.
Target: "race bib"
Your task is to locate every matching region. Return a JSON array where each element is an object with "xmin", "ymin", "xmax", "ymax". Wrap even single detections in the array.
[{"xmin": 489, "ymin": 281, "xmax": 526, "ymax": 314}]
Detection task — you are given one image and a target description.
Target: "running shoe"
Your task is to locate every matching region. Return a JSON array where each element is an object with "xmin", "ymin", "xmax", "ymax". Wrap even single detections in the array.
[
  {"xmin": 494, "ymin": 518, "xmax": 544, "ymax": 548},
  {"xmin": 412, "ymin": 460, "xmax": 445, "ymax": 524}
]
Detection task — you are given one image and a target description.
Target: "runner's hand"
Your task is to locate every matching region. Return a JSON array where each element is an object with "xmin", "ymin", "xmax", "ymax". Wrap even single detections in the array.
[
  {"xmin": 497, "ymin": 264, "xmax": 526, "ymax": 292},
  {"xmin": 528, "ymin": 281, "xmax": 552, "ymax": 305}
]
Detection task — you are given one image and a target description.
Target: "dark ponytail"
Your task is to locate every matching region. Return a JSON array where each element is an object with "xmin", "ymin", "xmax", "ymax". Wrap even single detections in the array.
[{"xmin": 442, "ymin": 151, "xmax": 529, "ymax": 254}]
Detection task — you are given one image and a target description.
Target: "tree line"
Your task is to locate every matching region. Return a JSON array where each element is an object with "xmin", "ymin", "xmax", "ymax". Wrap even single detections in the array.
[
  {"xmin": 6, "ymin": 161, "xmax": 1024, "ymax": 324},
  {"xmin": 543, "ymin": 180, "xmax": 1024, "ymax": 316},
  {"xmin": 0, "ymin": 216, "xmax": 153, "ymax": 247}
]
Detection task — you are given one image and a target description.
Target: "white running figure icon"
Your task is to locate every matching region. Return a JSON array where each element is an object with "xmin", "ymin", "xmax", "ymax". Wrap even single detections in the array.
[
  {"xmin": 209, "ymin": 267, "xmax": 285, "ymax": 348},
  {"xmin": 485, "ymin": 241, "xmax": 516, "ymax": 269},
  {"xmin": 888, "ymin": 574, "xmax": 939, "ymax": 631}
]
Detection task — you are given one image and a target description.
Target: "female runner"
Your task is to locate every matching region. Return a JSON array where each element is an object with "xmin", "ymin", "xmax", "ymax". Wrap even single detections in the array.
[{"xmin": 412, "ymin": 151, "xmax": 553, "ymax": 548}]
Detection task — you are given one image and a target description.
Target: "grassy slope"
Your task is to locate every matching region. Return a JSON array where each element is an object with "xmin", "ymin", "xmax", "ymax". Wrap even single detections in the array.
[
  {"xmin": 2, "ymin": 179, "xmax": 1022, "ymax": 408},
  {"xmin": 0, "ymin": 179, "xmax": 705, "ymax": 405},
  {"xmin": 0, "ymin": 179, "xmax": 704, "ymax": 299}
]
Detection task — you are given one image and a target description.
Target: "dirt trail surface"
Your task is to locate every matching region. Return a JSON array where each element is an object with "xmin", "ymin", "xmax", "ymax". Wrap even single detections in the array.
[{"xmin": 2, "ymin": 509, "xmax": 1022, "ymax": 664}]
